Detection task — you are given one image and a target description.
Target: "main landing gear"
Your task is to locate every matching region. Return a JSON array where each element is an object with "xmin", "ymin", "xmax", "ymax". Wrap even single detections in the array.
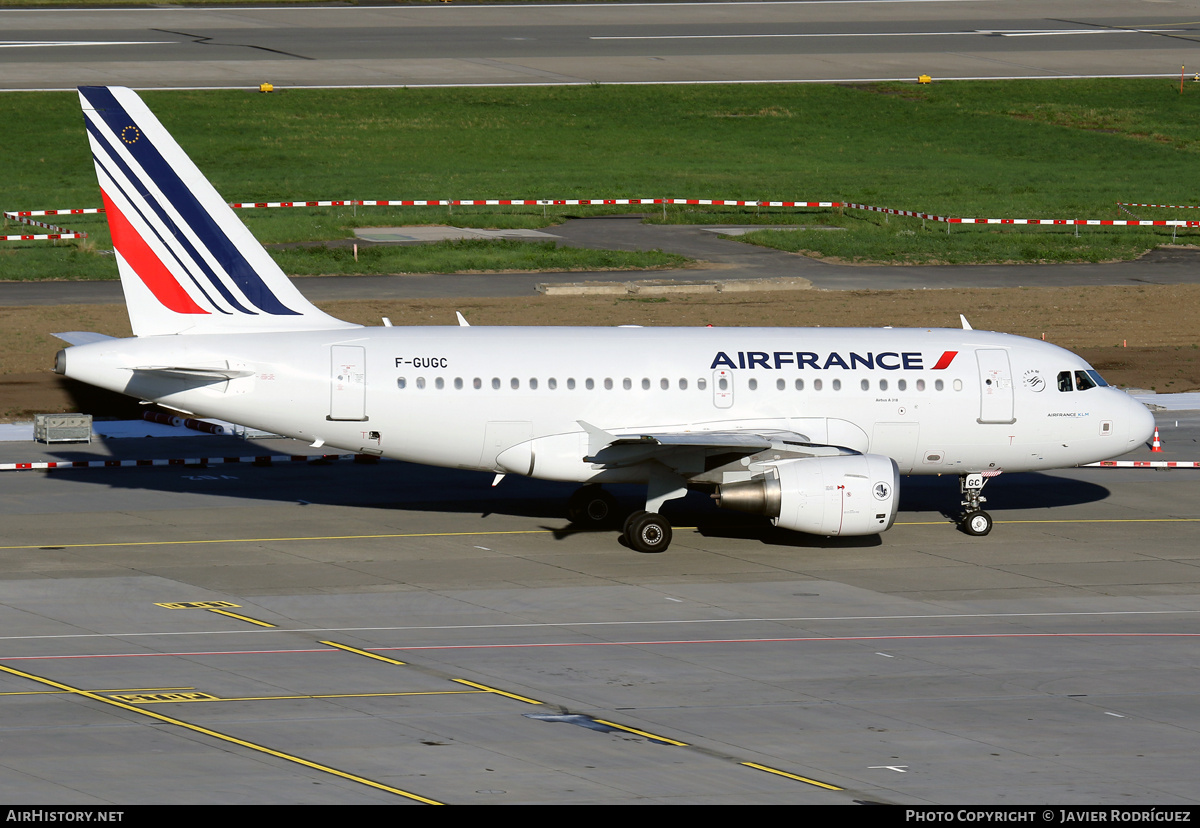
[
  {"xmin": 567, "ymin": 484, "xmax": 618, "ymax": 527},
  {"xmin": 958, "ymin": 472, "xmax": 993, "ymax": 536},
  {"xmin": 622, "ymin": 510, "xmax": 672, "ymax": 553},
  {"xmin": 566, "ymin": 485, "xmax": 675, "ymax": 553}
]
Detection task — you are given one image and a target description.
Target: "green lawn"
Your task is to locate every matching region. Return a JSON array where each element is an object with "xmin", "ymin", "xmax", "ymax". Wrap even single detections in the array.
[{"xmin": 4, "ymin": 79, "xmax": 1200, "ymax": 275}]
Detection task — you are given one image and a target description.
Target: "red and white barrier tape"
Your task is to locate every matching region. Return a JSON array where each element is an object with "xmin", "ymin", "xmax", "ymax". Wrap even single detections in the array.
[
  {"xmin": 8, "ymin": 208, "xmax": 105, "ymax": 217},
  {"xmin": 2, "ymin": 211, "xmax": 88, "ymax": 241},
  {"xmin": 8, "ymin": 196, "xmax": 1200, "ymax": 243},
  {"xmin": 1117, "ymin": 203, "xmax": 1200, "ymax": 210},
  {"xmin": 5, "ymin": 453, "xmax": 1192, "ymax": 471},
  {"xmin": 1084, "ymin": 460, "xmax": 1200, "ymax": 468},
  {"xmin": 845, "ymin": 202, "xmax": 1200, "ymax": 227},
  {"xmin": 0, "ymin": 453, "xmax": 376, "ymax": 472}
]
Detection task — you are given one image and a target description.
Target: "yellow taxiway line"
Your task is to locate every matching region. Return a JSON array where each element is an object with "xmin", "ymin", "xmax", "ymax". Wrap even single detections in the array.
[
  {"xmin": 0, "ymin": 662, "xmax": 443, "ymax": 805},
  {"xmin": 6, "ymin": 516, "xmax": 1200, "ymax": 551}
]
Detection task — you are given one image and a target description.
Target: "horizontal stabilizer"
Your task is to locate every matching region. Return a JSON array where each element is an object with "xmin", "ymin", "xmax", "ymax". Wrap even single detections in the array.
[
  {"xmin": 132, "ymin": 366, "xmax": 256, "ymax": 380},
  {"xmin": 52, "ymin": 331, "xmax": 116, "ymax": 346}
]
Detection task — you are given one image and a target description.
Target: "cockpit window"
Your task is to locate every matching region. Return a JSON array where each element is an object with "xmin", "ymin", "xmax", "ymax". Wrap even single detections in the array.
[{"xmin": 1058, "ymin": 369, "xmax": 1110, "ymax": 392}]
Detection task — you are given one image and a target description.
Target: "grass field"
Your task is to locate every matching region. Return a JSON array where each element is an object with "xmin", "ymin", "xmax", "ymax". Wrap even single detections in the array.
[{"xmin": 4, "ymin": 80, "xmax": 1200, "ymax": 276}]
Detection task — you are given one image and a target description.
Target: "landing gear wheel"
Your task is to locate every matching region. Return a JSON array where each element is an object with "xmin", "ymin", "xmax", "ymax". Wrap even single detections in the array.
[
  {"xmin": 961, "ymin": 510, "xmax": 993, "ymax": 537},
  {"xmin": 568, "ymin": 485, "xmax": 618, "ymax": 527},
  {"xmin": 624, "ymin": 511, "xmax": 672, "ymax": 553}
]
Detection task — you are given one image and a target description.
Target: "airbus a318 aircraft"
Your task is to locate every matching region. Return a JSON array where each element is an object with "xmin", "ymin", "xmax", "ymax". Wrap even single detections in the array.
[{"xmin": 54, "ymin": 86, "xmax": 1155, "ymax": 553}]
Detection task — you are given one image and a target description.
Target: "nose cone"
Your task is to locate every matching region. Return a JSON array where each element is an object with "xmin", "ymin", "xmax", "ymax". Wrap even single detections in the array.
[{"xmin": 1127, "ymin": 393, "xmax": 1155, "ymax": 447}]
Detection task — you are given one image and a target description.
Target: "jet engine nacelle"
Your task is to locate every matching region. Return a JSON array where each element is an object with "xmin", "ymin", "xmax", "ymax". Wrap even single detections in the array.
[{"xmin": 714, "ymin": 454, "xmax": 900, "ymax": 536}]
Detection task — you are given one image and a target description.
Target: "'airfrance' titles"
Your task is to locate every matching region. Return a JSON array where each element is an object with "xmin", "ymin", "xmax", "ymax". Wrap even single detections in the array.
[{"xmin": 710, "ymin": 350, "xmax": 958, "ymax": 371}]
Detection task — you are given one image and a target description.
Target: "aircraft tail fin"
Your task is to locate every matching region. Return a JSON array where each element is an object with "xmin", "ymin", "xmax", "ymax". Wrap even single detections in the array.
[{"xmin": 78, "ymin": 86, "xmax": 359, "ymax": 337}]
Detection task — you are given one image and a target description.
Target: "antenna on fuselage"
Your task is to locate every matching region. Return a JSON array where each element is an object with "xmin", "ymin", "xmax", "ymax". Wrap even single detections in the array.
[{"xmin": 960, "ymin": 314, "xmax": 973, "ymax": 330}]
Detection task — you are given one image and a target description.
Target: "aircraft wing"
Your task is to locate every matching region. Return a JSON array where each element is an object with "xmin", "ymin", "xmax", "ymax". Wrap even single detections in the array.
[{"xmin": 578, "ymin": 420, "xmax": 853, "ymax": 473}]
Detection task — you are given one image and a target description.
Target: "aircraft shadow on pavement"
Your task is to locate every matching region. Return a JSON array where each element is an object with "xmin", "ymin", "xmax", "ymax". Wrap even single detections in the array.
[{"xmin": 37, "ymin": 447, "xmax": 1111, "ymax": 549}]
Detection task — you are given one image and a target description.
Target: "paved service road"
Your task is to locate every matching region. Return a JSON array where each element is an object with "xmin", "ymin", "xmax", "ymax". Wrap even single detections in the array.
[
  {"xmin": 4, "ymin": 218, "xmax": 1200, "ymax": 306},
  {"xmin": 4, "ymin": 1, "xmax": 1200, "ymax": 90}
]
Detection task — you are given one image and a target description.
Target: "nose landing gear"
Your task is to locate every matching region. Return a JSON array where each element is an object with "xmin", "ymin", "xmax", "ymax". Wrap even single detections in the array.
[{"xmin": 958, "ymin": 472, "xmax": 994, "ymax": 536}]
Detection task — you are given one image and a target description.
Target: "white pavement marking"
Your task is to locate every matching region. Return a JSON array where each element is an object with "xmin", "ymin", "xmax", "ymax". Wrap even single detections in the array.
[
  {"xmin": 0, "ymin": 609, "xmax": 1195, "ymax": 643},
  {"xmin": 592, "ymin": 29, "xmax": 1173, "ymax": 41}
]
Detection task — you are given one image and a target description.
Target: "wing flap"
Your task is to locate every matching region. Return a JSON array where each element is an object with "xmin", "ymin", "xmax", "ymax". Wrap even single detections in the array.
[{"xmin": 578, "ymin": 420, "xmax": 841, "ymax": 472}]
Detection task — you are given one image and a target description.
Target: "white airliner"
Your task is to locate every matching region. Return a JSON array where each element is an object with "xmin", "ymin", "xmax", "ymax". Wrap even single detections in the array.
[{"xmin": 54, "ymin": 86, "xmax": 1154, "ymax": 552}]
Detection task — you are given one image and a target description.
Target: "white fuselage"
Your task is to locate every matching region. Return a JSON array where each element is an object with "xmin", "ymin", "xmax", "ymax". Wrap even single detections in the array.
[{"xmin": 60, "ymin": 325, "xmax": 1154, "ymax": 483}]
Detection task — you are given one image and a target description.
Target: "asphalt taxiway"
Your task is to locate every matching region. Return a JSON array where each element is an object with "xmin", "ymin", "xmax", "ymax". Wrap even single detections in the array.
[
  {"xmin": 4, "ymin": 1, "xmax": 1200, "ymax": 90},
  {"xmin": 0, "ymin": 411, "xmax": 1197, "ymax": 804}
]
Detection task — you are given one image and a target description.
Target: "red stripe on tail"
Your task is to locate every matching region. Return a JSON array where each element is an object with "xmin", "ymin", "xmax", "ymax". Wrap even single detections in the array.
[{"xmin": 100, "ymin": 190, "xmax": 208, "ymax": 315}]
